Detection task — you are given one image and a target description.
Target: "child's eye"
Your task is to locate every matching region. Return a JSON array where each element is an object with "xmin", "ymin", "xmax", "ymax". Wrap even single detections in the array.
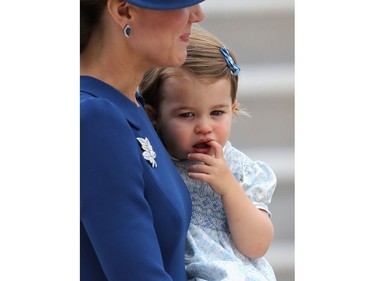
[
  {"xmin": 179, "ymin": 112, "xmax": 194, "ymax": 118},
  {"xmin": 211, "ymin": 110, "xmax": 224, "ymax": 116}
]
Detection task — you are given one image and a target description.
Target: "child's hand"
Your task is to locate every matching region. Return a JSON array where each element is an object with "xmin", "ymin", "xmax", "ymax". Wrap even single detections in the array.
[
  {"xmin": 189, "ymin": 141, "xmax": 274, "ymax": 258},
  {"xmin": 187, "ymin": 141, "xmax": 238, "ymax": 196}
]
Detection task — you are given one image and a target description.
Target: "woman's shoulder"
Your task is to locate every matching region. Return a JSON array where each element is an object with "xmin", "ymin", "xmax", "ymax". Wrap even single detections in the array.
[
  {"xmin": 80, "ymin": 92, "xmax": 140, "ymax": 153},
  {"xmin": 81, "ymin": 93, "xmax": 127, "ymax": 131}
]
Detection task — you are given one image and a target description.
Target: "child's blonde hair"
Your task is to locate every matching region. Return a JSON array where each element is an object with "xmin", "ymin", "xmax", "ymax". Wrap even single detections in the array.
[{"xmin": 139, "ymin": 26, "xmax": 247, "ymax": 116}]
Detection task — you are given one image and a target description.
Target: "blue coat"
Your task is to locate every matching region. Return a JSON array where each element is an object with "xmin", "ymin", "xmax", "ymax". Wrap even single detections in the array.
[{"xmin": 80, "ymin": 76, "xmax": 191, "ymax": 281}]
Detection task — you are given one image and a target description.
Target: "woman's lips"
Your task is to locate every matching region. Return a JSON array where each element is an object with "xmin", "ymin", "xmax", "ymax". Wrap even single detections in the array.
[{"xmin": 180, "ymin": 33, "xmax": 190, "ymax": 43}]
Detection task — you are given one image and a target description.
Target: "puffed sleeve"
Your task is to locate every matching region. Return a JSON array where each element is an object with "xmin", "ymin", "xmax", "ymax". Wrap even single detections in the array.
[
  {"xmin": 80, "ymin": 96, "xmax": 173, "ymax": 281},
  {"xmin": 225, "ymin": 143, "xmax": 277, "ymax": 217},
  {"xmin": 240, "ymin": 158, "xmax": 277, "ymax": 217}
]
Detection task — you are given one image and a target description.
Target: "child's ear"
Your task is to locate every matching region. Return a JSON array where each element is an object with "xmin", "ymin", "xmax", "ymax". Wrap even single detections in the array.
[
  {"xmin": 145, "ymin": 104, "xmax": 159, "ymax": 130},
  {"xmin": 231, "ymin": 101, "xmax": 238, "ymax": 113}
]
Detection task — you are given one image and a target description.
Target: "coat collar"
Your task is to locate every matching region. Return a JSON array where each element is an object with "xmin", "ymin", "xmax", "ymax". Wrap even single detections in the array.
[{"xmin": 80, "ymin": 76, "xmax": 143, "ymax": 130}]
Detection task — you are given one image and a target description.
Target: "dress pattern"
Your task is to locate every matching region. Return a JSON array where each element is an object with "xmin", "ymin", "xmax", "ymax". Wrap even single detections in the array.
[{"xmin": 174, "ymin": 141, "xmax": 277, "ymax": 281}]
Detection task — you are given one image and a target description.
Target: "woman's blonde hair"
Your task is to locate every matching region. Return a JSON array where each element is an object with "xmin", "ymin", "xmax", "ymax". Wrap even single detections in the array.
[{"xmin": 139, "ymin": 26, "xmax": 247, "ymax": 116}]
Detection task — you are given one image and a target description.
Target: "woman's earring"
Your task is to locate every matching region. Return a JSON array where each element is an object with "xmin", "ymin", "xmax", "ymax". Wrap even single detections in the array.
[{"xmin": 123, "ymin": 25, "xmax": 132, "ymax": 38}]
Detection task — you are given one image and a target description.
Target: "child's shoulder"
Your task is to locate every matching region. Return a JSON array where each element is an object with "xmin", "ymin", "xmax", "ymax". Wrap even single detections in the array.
[
  {"xmin": 224, "ymin": 141, "xmax": 253, "ymax": 163},
  {"xmin": 224, "ymin": 141, "xmax": 276, "ymax": 177}
]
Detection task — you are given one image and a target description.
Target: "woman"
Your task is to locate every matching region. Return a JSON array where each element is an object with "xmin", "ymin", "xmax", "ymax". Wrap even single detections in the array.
[{"xmin": 80, "ymin": 0, "xmax": 205, "ymax": 280}]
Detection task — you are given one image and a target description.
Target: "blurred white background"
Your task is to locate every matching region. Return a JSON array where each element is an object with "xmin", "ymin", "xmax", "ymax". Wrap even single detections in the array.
[
  {"xmin": 3, "ymin": 1, "xmax": 375, "ymax": 280},
  {"xmin": 200, "ymin": 1, "xmax": 295, "ymax": 280}
]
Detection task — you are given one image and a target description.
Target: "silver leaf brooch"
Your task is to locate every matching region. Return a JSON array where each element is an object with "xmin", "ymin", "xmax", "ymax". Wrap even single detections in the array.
[{"xmin": 137, "ymin": 137, "xmax": 157, "ymax": 168}]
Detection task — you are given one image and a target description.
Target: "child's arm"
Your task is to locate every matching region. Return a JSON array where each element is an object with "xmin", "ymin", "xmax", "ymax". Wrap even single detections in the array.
[{"xmin": 187, "ymin": 141, "xmax": 274, "ymax": 259}]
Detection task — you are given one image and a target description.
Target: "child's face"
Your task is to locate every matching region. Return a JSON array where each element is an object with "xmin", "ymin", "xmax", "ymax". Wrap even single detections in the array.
[{"xmin": 156, "ymin": 72, "xmax": 236, "ymax": 160}]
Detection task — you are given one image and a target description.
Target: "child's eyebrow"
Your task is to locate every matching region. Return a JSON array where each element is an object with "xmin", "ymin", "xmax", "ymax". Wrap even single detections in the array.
[
  {"xmin": 170, "ymin": 103, "xmax": 231, "ymax": 112},
  {"xmin": 171, "ymin": 105, "xmax": 195, "ymax": 112},
  {"xmin": 211, "ymin": 103, "xmax": 231, "ymax": 109}
]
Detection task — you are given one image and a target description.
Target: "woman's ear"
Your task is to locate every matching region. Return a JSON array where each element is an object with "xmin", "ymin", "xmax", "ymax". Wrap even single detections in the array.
[
  {"xmin": 118, "ymin": 1, "xmax": 132, "ymax": 19},
  {"xmin": 106, "ymin": 0, "xmax": 131, "ymax": 28},
  {"xmin": 145, "ymin": 104, "xmax": 160, "ymax": 131}
]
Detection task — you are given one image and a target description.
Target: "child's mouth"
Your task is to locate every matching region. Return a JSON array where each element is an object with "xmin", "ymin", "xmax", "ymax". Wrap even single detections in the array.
[
  {"xmin": 193, "ymin": 142, "xmax": 211, "ymax": 154},
  {"xmin": 194, "ymin": 142, "xmax": 209, "ymax": 149}
]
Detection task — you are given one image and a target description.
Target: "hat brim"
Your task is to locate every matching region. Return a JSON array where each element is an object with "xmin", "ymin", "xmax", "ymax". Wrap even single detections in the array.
[{"xmin": 126, "ymin": 0, "xmax": 205, "ymax": 10}]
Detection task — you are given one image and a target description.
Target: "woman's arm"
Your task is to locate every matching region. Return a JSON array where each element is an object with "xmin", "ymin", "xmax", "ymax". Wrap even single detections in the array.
[{"xmin": 81, "ymin": 96, "xmax": 173, "ymax": 280}]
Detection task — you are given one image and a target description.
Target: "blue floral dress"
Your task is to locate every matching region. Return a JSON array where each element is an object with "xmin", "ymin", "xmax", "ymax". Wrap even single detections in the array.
[{"xmin": 174, "ymin": 141, "xmax": 277, "ymax": 281}]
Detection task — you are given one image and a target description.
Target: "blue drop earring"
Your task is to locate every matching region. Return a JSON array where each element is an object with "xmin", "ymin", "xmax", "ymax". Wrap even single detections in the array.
[{"xmin": 123, "ymin": 25, "xmax": 132, "ymax": 38}]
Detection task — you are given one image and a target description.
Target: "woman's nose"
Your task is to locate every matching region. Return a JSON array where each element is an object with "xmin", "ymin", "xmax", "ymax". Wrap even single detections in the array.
[{"xmin": 189, "ymin": 4, "xmax": 205, "ymax": 23}]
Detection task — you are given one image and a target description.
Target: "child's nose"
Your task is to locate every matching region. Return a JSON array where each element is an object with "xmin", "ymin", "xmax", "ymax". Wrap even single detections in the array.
[{"xmin": 194, "ymin": 120, "xmax": 212, "ymax": 134}]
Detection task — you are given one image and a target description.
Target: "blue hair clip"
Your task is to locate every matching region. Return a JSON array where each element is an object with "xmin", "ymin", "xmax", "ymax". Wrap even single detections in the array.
[{"xmin": 220, "ymin": 47, "xmax": 240, "ymax": 76}]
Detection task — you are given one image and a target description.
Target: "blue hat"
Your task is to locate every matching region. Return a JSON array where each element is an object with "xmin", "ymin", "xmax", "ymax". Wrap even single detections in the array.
[{"xmin": 127, "ymin": 0, "xmax": 205, "ymax": 10}]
